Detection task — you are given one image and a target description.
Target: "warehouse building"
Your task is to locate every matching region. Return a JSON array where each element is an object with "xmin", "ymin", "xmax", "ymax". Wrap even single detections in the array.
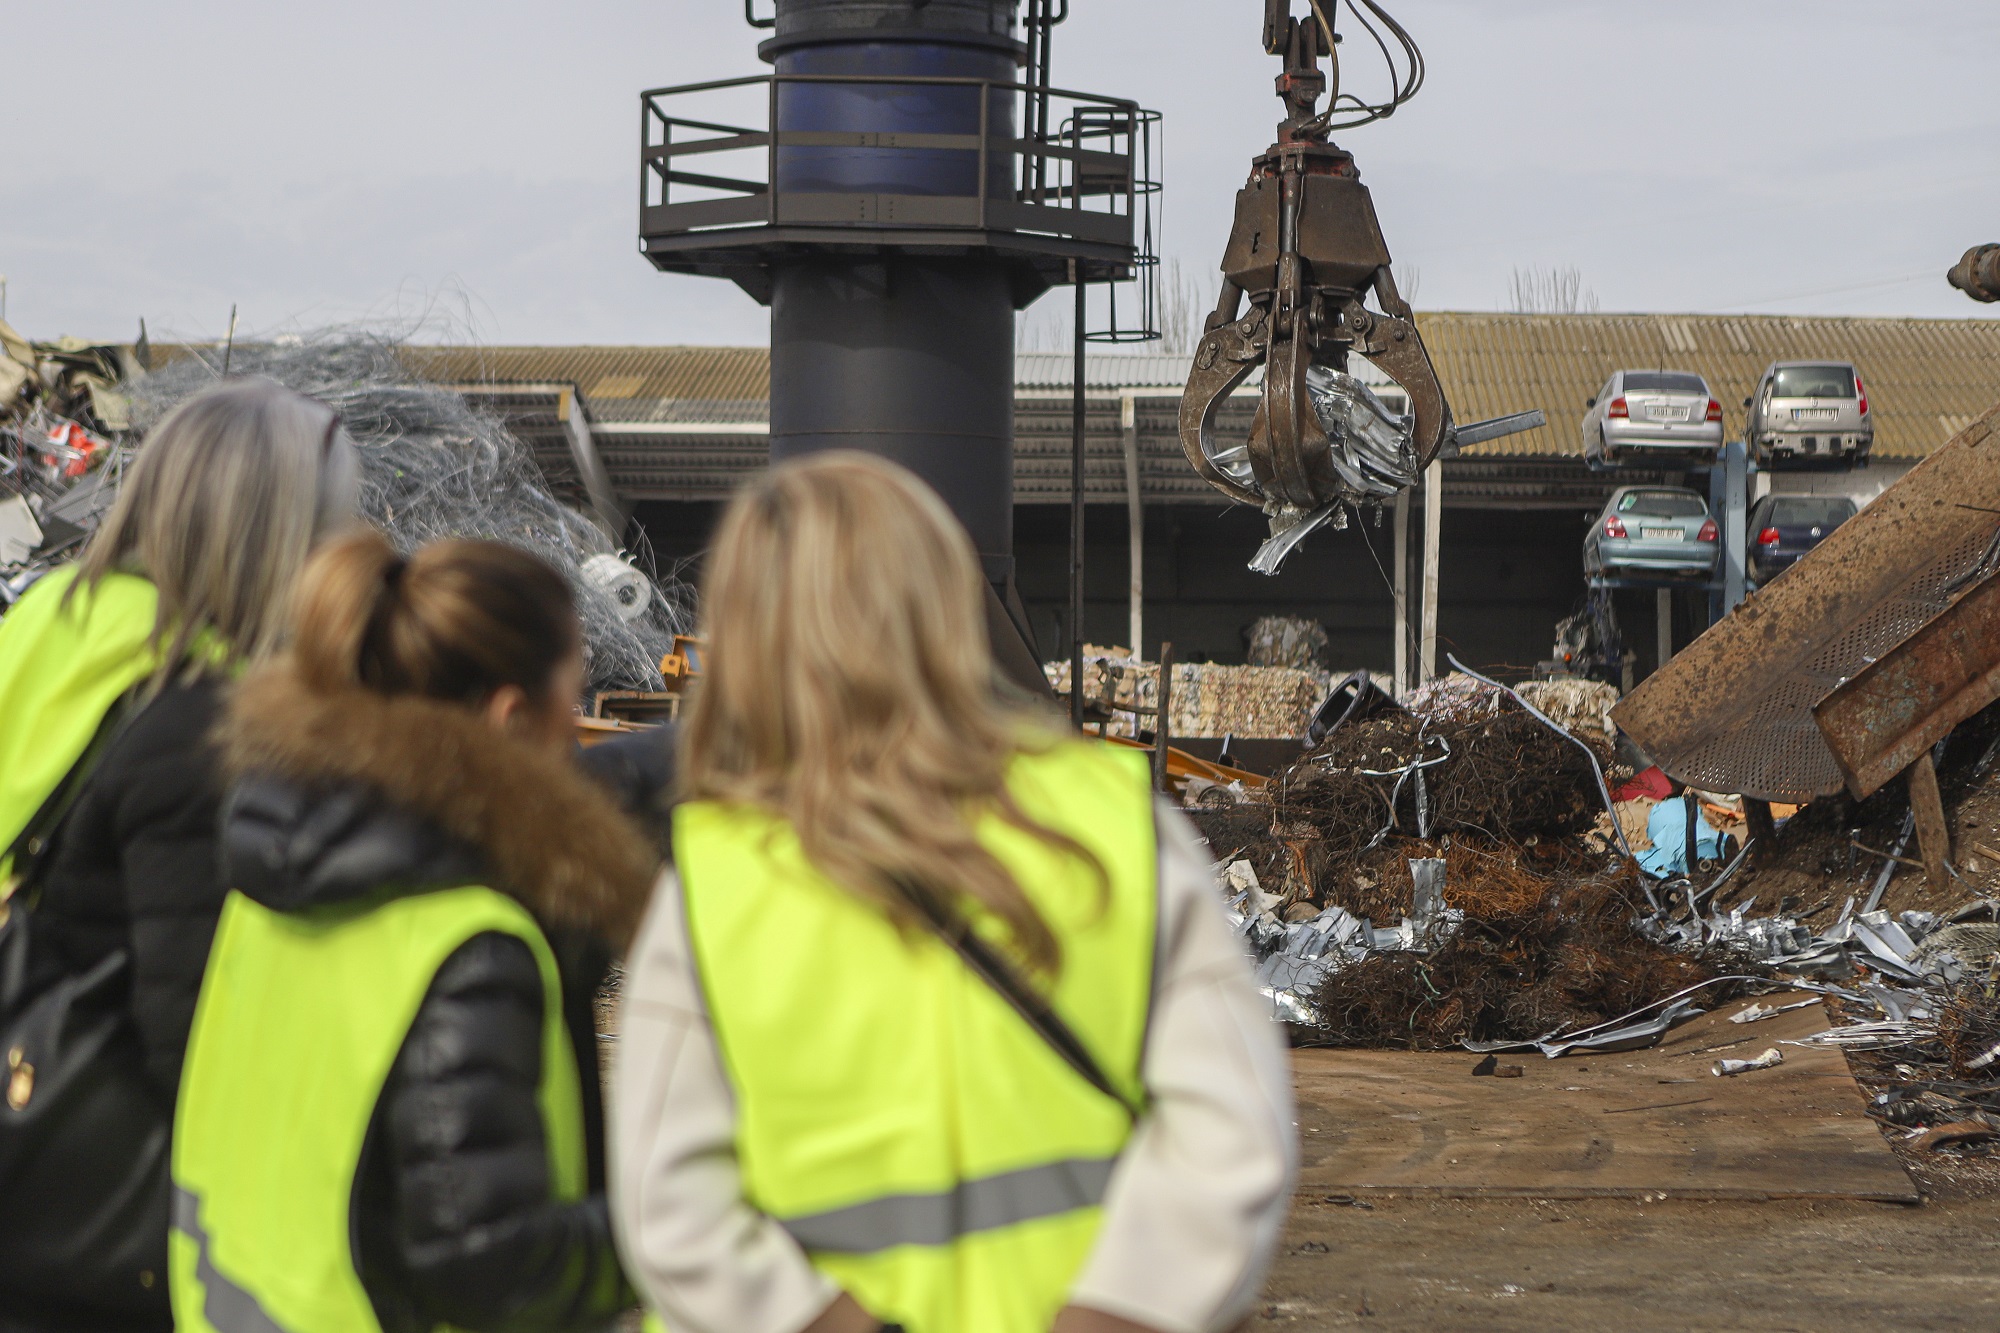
[{"xmin": 403, "ymin": 311, "xmax": 2000, "ymax": 677}]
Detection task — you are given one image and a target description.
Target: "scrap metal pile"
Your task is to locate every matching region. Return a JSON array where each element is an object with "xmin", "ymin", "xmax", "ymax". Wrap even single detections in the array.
[
  {"xmin": 0, "ymin": 320, "xmax": 141, "ymax": 599},
  {"xmin": 1, "ymin": 325, "xmax": 692, "ymax": 691},
  {"xmin": 132, "ymin": 336, "xmax": 694, "ymax": 691},
  {"xmin": 1685, "ymin": 714, "xmax": 2000, "ymax": 1152},
  {"xmin": 1192, "ymin": 669, "xmax": 1728, "ymax": 1044},
  {"xmin": 1196, "ymin": 665, "xmax": 2000, "ymax": 1079}
]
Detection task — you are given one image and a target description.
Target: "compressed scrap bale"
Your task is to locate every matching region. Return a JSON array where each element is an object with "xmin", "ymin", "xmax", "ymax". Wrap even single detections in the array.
[
  {"xmin": 1403, "ymin": 671, "xmax": 1503, "ymax": 726},
  {"xmin": 1177, "ymin": 663, "xmax": 1325, "ymax": 739},
  {"xmin": 1514, "ymin": 678, "xmax": 1621, "ymax": 766},
  {"xmin": 1245, "ymin": 615, "xmax": 1330, "ymax": 671},
  {"xmin": 1044, "ymin": 652, "xmax": 1326, "ymax": 740}
]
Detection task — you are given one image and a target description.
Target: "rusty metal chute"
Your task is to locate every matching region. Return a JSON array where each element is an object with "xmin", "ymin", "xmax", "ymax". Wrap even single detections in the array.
[{"xmin": 1612, "ymin": 402, "xmax": 2000, "ymax": 804}]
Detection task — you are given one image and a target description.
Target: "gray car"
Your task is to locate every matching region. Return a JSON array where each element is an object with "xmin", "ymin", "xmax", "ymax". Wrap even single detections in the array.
[
  {"xmin": 1745, "ymin": 361, "xmax": 1871, "ymax": 468},
  {"xmin": 1583, "ymin": 486, "xmax": 1719, "ymax": 582},
  {"xmin": 1581, "ymin": 369, "xmax": 1724, "ymax": 466}
]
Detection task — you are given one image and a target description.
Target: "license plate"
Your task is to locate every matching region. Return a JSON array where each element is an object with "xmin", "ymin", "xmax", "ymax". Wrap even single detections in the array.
[
  {"xmin": 1793, "ymin": 407, "xmax": 1837, "ymax": 421},
  {"xmin": 1649, "ymin": 405, "xmax": 1691, "ymax": 422},
  {"xmin": 1641, "ymin": 527, "xmax": 1685, "ymax": 541}
]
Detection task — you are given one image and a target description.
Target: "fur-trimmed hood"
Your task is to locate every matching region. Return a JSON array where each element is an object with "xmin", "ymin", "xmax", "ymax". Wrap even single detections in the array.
[{"xmin": 217, "ymin": 663, "xmax": 660, "ymax": 949}]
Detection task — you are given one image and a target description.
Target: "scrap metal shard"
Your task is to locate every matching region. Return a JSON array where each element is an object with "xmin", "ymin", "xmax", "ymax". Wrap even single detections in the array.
[{"xmin": 1612, "ymin": 402, "xmax": 2000, "ymax": 803}]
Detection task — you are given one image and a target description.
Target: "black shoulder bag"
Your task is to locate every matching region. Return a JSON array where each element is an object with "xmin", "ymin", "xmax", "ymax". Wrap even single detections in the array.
[
  {"xmin": 888, "ymin": 877, "xmax": 1147, "ymax": 1125},
  {"xmin": 0, "ymin": 697, "xmax": 174, "ymax": 1324}
]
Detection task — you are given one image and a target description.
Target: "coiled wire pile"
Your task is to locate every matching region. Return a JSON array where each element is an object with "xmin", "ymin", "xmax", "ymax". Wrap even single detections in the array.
[{"xmin": 132, "ymin": 334, "xmax": 693, "ymax": 692}]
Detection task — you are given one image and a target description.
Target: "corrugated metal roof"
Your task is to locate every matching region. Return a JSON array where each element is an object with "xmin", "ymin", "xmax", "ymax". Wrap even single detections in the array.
[
  {"xmin": 1015, "ymin": 351, "xmax": 1189, "ymax": 390},
  {"xmin": 384, "ymin": 314, "xmax": 2000, "ymax": 500},
  {"xmin": 399, "ymin": 345, "xmax": 769, "ymax": 404},
  {"xmin": 1416, "ymin": 312, "xmax": 2000, "ymax": 460},
  {"xmin": 1013, "ymin": 350, "xmax": 1397, "ymax": 392},
  {"xmin": 397, "ymin": 312, "xmax": 2000, "ymax": 463}
]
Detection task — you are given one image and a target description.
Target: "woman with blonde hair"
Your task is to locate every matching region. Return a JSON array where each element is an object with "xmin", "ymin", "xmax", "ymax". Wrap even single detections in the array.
[
  {"xmin": 171, "ymin": 530, "xmax": 653, "ymax": 1332},
  {"xmin": 613, "ymin": 452, "xmax": 1296, "ymax": 1333},
  {"xmin": 0, "ymin": 377, "xmax": 358, "ymax": 1331}
]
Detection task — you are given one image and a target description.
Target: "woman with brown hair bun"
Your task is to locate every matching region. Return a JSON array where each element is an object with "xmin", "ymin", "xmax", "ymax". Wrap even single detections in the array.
[
  {"xmin": 612, "ymin": 453, "xmax": 1296, "ymax": 1333},
  {"xmin": 169, "ymin": 530, "xmax": 655, "ymax": 1333}
]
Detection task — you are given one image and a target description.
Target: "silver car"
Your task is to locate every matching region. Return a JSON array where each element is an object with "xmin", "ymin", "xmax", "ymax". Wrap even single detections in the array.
[
  {"xmin": 1583, "ymin": 486, "xmax": 1719, "ymax": 582},
  {"xmin": 1581, "ymin": 369, "xmax": 1724, "ymax": 466},
  {"xmin": 1745, "ymin": 361, "xmax": 1871, "ymax": 468}
]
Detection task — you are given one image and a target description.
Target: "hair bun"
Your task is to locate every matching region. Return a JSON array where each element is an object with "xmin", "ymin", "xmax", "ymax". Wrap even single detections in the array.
[{"xmin": 290, "ymin": 529, "xmax": 576, "ymax": 703}]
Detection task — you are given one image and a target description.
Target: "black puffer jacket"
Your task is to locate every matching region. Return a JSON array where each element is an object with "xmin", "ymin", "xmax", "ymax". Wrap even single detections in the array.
[
  {"xmin": 34, "ymin": 677, "xmax": 228, "ymax": 1101},
  {"xmin": 216, "ymin": 668, "xmax": 662, "ymax": 1333}
]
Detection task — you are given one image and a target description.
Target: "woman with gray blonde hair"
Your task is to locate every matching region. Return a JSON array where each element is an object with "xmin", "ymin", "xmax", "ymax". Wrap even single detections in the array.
[
  {"xmin": 0, "ymin": 376, "xmax": 358, "ymax": 1331},
  {"xmin": 613, "ymin": 453, "xmax": 1296, "ymax": 1333}
]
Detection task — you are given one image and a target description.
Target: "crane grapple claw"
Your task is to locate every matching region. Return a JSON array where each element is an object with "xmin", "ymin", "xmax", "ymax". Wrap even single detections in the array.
[{"xmin": 1180, "ymin": 2, "xmax": 1454, "ymax": 547}]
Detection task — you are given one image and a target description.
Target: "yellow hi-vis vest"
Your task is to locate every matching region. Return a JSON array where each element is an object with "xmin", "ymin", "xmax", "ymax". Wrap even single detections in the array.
[
  {"xmin": 169, "ymin": 885, "xmax": 586, "ymax": 1333},
  {"xmin": 676, "ymin": 741, "xmax": 1158, "ymax": 1333},
  {"xmin": 0, "ymin": 567, "xmax": 160, "ymax": 881}
]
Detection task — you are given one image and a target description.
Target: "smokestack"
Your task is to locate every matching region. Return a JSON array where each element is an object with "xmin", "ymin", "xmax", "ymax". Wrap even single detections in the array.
[
  {"xmin": 640, "ymin": 0, "xmax": 1154, "ymax": 672},
  {"xmin": 761, "ymin": 0, "xmax": 1025, "ymax": 578}
]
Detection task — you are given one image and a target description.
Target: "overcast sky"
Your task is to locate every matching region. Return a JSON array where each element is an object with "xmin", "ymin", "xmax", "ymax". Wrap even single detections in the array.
[{"xmin": 4, "ymin": 0, "xmax": 1996, "ymax": 347}]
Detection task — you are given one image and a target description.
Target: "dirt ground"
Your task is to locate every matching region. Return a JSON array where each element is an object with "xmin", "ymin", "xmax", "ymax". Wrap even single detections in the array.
[{"xmin": 1258, "ymin": 1088, "xmax": 2000, "ymax": 1331}]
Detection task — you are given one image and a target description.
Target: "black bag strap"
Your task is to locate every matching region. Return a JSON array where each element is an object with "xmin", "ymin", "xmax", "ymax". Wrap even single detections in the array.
[{"xmin": 888, "ymin": 876, "xmax": 1146, "ymax": 1125}]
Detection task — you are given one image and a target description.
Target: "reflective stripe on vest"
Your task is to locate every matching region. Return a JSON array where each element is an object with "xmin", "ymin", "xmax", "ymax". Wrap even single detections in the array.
[
  {"xmin": 170, "ymin": 1187, "xmax": 289, "ymax": 1333},
  {"xmin": 0, "ymin": 567, "xmax": 159, "ymax": 873},
  {"xmin": 171, "ymin": 885, "xmax": 585, "ymax": 1333},
  {"xmin": 779, "ymin": 1155, "xmax": 1120, "ymax": 1255},
  {"xmin": 677, "ymin": 740, "xmax": 1157, "ymax": 1333}
]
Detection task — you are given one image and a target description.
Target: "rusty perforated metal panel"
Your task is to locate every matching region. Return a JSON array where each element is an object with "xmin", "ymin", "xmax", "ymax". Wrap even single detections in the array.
[
  {"xmin": 1813, "ymin": 570, "xmax": 2000, "ymax": 799},
  {"xmin": 1611, "ymin": 402, "xmax": 2000, "ymax": 803}
]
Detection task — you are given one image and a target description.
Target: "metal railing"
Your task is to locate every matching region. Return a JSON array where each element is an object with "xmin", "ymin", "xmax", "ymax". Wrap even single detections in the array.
[{"xmin": 639, "ymin": 73, "xmax": 1158, "ymax": 291}]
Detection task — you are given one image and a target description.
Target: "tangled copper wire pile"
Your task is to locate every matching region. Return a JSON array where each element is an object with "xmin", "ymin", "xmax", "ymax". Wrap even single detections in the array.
[{"xmin": 1191, "ymin": 686, "xmax": 1725, "ymax": 1049}]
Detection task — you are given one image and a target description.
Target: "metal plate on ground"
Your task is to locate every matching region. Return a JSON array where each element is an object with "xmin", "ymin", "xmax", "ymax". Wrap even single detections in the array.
[
  {"xmin": 1612, "ymin": 403, "xmax": 2000, "ymax": 802},
  {"xmin": 1291, "ymin": 998, "xmax": 1918, "ymax": 1201}
]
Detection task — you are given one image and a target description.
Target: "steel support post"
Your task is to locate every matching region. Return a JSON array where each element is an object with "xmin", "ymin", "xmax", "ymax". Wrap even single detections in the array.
[
  {"xmin": 1722, "ymin": 439, "xmax": 1749, "ymax": 615},
  {"xmin": 1121, "ymin": 391, "xmax": 1143, "ymax": 655},
  {"xmin": 1069, "ymin": 267, "xmax": 1086, "ymax": 729},
  {"xmin": 1392, "ymin": 488, "xmax": 1411, "ymax": 697},
  {"xmin": 1420, "ymin": 459, "xmax": 1441, "ymax": 682}
]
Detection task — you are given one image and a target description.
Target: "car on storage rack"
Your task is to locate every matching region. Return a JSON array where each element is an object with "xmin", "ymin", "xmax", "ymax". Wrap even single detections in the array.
[
  {"xmin": 1583, "ymin": 486, "xmax": 1720, "ymax": 582},
  {"xmin": 1747, "ymin": 492, "xmax": 1857, "ymax": 585},
  {"xmin": 1744, "ymin": 361, "xmax": 1871, "ymax": 468},
  {"xmin": 1581, "ymin": 369, "xmax": 1725, "ymax": 466}
]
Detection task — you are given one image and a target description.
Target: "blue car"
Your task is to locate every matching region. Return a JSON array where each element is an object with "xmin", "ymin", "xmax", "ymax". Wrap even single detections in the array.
[
  {"xmin": 1748, "ymin": 493, "xmax": 1856, "ymax": 585},
  {"xmin": 1583, "ymin": 486, "xmax": 1719, "ymax": 582}
]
